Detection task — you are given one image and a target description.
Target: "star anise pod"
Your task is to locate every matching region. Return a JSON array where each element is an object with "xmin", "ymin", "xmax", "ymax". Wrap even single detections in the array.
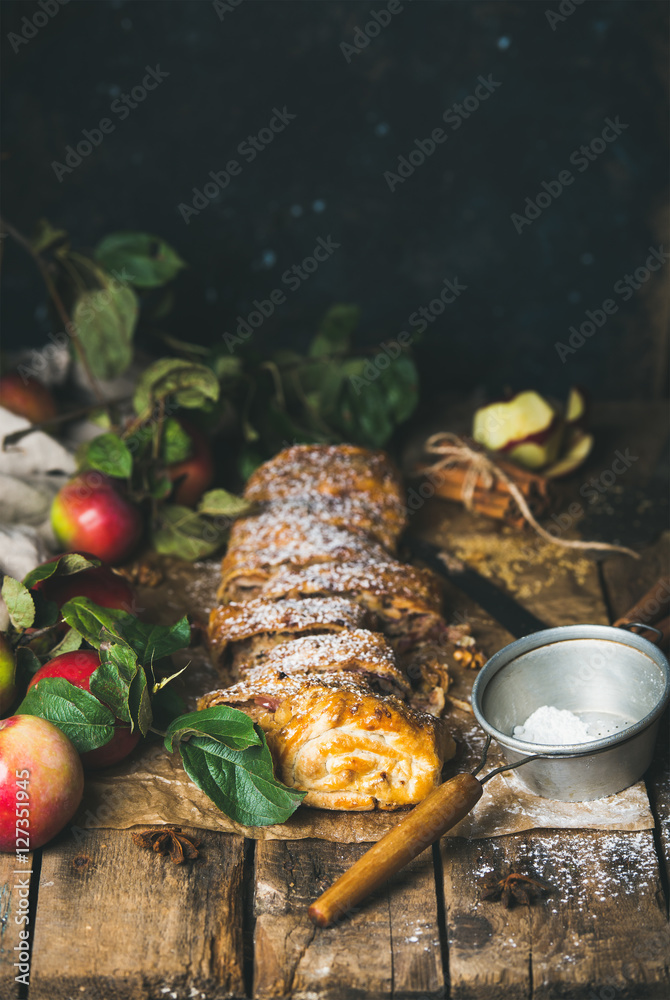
[
  {"xmin": 131, "ymin": 827, "xmax": 200, "ymax": 864},
  {"xmin": 480, "ymin": 871, "xmax": 553, "ymax": 909}
]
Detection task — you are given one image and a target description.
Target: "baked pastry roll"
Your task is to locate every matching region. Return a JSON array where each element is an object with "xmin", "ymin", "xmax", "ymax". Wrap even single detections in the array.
[
  {"xmin": 257, "ymin": 555, "xmax": 446, "ymax": 644},
  {"xmin": 266, "ymin": 675, "xmax": 455, "ymax": 810},
  {"xmin": 218, "ymin": 507, "xmax": 387, "ymax": 602},
  {"xmin": 261, "ymin": 496, "xmax": 399, "ymax": 552},
  {"xmin": 207, "ymin": 596, "xmax": 373, "ymax": 673},
  {"xmin": 199, "ymin": 629, "xmax": 412, "ymax": 725},
  {"xmin": 242, "ymin": 444, "xmax": 407, "ymax": 540}
]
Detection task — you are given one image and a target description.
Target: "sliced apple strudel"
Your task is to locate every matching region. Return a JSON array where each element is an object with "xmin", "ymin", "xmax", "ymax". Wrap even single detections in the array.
[
  {"xmin": 202, "ymin": 443, "xmax": 457, "ymax": 811},
  {"xmin": 199, "ymin": 666, "xmax": 454, "ymax": 810},
  {"xmin": 242, "ymin": 443, "xmax": 407, "ymax": 542}
]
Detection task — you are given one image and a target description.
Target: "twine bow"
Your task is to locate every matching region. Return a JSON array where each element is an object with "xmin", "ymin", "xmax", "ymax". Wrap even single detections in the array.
[{"xmin": 421, "ymin": 432, "xmax": 639, "ymax": 559}]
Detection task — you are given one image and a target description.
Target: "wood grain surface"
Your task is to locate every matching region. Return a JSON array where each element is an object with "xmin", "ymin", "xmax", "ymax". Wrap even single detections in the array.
[
  {"xmin": 254, "ymin": 839, "xmax": 444, "ymax": 999},
  {"xmin": 0, "ymin": 850, "xmax": 35, "ymax": 1000},
  {"xmin": 6, "ymin": 402, "xmax": 669, "ymax": 998},
  {"xmin": 28, "ymin": 827, "xmax": 246, "ymax": 1000}
]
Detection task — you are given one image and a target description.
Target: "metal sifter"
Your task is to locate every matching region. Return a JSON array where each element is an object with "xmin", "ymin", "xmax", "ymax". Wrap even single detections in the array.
[{"xmin": 309, "ymin": 619, "xmax": 669, "ymax": 928}]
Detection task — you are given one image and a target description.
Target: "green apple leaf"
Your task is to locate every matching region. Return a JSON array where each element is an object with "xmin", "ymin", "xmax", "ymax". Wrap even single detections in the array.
[
  {"xmin": 308, "ymin": 304, "xmax": 360, "ymax": 359},
  {"xmin": 164, "ymin": 707, "xmax": 262, "ymax": 753},
  {"xmin": 23, "ymin": 554, "xmax": 100, "ymax": 590},
  {"xmin": 90, "ymin": 641, "xmax": 139, "ymax": 724},
  {"xmin": 95, "ymin": 232, "xmax": 186, "ymax": 289},
  {"xmin": 1, "ymin": 577, "xmax": 35, "ymax": 630},
  {"xmin": 161, "ymin": 418, "xmax": 193, "ymax": 464},
  {"xmin": 151, "ymin": 504, "xmax": 227, "ymax": 560},
  {"xmin": 78, "ymin": 433, "xmax": 133, "ymax": 479},
  {"xmin": 196, "ymin": 489, "xmax": 255, "ymax": 519},
  {"xmin": 176, "ymin": 733, "xmax": 305, "ymax": 826},
  {"xmin": 60, "ymin": 597, "xmax": 191, "ymax": 664},
  {"xmin": 127, "ymin": 663, "xmax": 152, "ymax": 736},
  {"xmin": 15, "ymin": 646, "xmax": 41, "ymax": 683},
  {"xmin": 133, "ymin": 358, "xmax": 219, "ymax": 417},
  {"xmin": 18, "ymin": 677, "xmax": 116, "ymax": 753},
  {"xmin": 49, "ymin": 627, "xmax": 83, "ymax": 657},
  {"xmin": 30, "ymin": 590, "xmax": 60, "ymax": 630},
  {"xmin": 72, "ymin": 271, "xmax": 139, "ymax": 380}
]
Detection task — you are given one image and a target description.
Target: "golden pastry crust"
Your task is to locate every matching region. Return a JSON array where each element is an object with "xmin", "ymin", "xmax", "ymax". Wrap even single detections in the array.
[
  {"xmin": 198, "ymin": 629, "xmax": 412, "ymax": 716},
  {"xmin": 207, "ymin": 596, "xmax": 373, "ymax": 669},
  {"xmin": 257, "ymin": 556, "xmax": 445, "ymax": 641},
  {"xmin": 263, "ymin": 497, "xmax": 399, "ymax": 552},
  {"xmin": 218, "ymin": 507, "xmax": 387, "ymax": 601},
  {"xmin": 204, "ymin": 442, "xmax": 458, "ymax": 814},
  {"xmin": 267, "ymin": 676, "xmax": 455, "ymax": 810},
  {"xmin": 243, "ymin": 444, "xmax": 407, "ymax": 538}
]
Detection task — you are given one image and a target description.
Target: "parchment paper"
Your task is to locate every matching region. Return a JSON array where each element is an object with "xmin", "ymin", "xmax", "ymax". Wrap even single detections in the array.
[
  {"xmin": 72, "ymin": 733, "xmax": 654, "ymax": 843},
  {"xmin": 69, "ymin": 556, "xmax": 655, "ymax": 843}
]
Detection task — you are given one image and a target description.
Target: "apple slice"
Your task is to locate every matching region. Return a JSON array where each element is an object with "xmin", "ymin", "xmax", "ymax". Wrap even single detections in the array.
[
  {"xmin": 544, "ymin": 429, "xmax": 594, "ymax": 479},
  {"xmin": 566, "ymin": 386, "xmax": 588, "ymax": 425},
  {"xmin": 472, "ymin": 391, "xmax": 563, "ymax": 469}
]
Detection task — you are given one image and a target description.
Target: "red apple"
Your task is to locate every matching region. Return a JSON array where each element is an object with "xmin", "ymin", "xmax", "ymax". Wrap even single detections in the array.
[
  {"xmin": 50, "ymin": 472, "xmax": 142, "ymax": 565},
  {"xmin": 0, "ymin": 373, "xmax": 57, "ymax": 424},
  {"xmin": 167, "ymin": 421, "xmax": 214, "ymax": 507},
  {"xmin": 0, "ymin": 715, "xmax": 84, "ymax": 852},
  {"xmin": 28, "ymin": 650, "xmax": 141, "ymax": 769},
  {"xmin": 0, "ymin": 634, "xmax": 17, "ymax": 717},
  {"xmin": 32, "ymin": 555, "xmax": 136, "ymax": 615}
]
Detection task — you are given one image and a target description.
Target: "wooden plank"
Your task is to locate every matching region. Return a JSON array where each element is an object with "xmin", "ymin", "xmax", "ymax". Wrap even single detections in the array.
[
  {"xmin": 253, "ymin": 838, "xmax": 444, "ymax": 999},
  {"xmin": 440, "ymin": 834, "xmax": 532, "ymax": 1000},
  {"xmin": 28, "ymin": 826, "xmax": 246, "ymax": 1000},
  {"xmin": 422, "ymin": 478, "xmax": 668, "ymax": 998},
  {"xmin": 527, "ymin": 829, "xmax": 670, "ymax": 999},
  {"xmin": 440, "ymin": 826, "xmax": 670, "ymax": 1000},
  {"xmin": 600, "ymin": 533, "xmax": 670, "ymax": 899},
  {"xmin": 0, "ymin": 850, "xmax": 35, "ymax": 999}
]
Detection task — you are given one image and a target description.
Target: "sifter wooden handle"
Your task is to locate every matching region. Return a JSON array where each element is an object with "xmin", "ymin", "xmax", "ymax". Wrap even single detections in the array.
[{"xmin": 308, "ymin": 773, "xmax": 482, "ymax": 928}]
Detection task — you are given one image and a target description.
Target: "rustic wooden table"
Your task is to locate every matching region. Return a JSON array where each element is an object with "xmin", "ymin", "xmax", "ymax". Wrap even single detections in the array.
[{"xmin": 2, "ymin": 404, "xmax": 669, "ymax": 1000}]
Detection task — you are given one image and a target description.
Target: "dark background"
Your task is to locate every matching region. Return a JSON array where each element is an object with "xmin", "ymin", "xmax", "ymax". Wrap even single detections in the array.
[{"xmin": 1, "ymin": 0, "xmax": 668, "ymax": 403}]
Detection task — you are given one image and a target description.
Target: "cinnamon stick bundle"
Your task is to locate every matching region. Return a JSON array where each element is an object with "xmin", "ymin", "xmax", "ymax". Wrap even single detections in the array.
[{"xmin": 420, "ymin": 456, "xmax": 550, "ymax": 526}]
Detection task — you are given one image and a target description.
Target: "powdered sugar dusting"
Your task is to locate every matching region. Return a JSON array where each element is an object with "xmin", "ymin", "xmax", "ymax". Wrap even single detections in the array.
[
  {"xmin": 526, "ymin": 831, "xmax": 662, "ymax": 913},
  {"xmin": 514, "ymin": 705, "xmax": 594, "ymax": 745}
]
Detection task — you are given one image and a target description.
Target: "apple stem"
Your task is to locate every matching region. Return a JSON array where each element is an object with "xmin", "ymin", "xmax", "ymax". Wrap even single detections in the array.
[
  {"xmin": 0, "ymin": 217, "xmax": 104, "ymax": 404},
  {"xmin": 150, "ymin": 398, "xmax": 166, "ymax": 521}
]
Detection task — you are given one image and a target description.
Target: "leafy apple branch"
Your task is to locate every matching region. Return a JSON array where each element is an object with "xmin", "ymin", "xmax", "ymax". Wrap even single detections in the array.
[{"xmin": 2, "ymin": 560, "xmax": 303, "ymax": 827}]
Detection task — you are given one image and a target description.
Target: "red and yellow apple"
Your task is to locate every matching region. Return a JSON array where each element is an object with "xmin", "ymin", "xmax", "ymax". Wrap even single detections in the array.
[
  {"xmin": 0, "ymin": 373, "xmax": 57, "ymax": 424},
  {"xmin": 50, "ymin": 472, "xmax": 142, "ymax": 565},
  {"xmin": 0, "ymin": 715, "xmax": 84, "ymax": 852},
  {"xmin": 28, "ymin": 650, "xmax": 141, "ymax": 769}
]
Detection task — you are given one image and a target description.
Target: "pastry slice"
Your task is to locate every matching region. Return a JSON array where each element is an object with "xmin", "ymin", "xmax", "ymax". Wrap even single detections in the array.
[
  {"xmin": 261, "ymin": 496, "xmax": 400, "ymax": 552},
  {"xmin": 266, "ymin": 675, "xmax": 455, "ymax": 810},
  {"xmin": 218, "ymin": 507, "xmax": 387, "ymax": 602},
  {"xmin": 257, "ymin": 555, "xmax": 446, "ymax": 643},
  {"xmin": 207, "ymin": 596, "xmax": 374, "ymax": 673},
  {"xmin": 242, "ymin": 443, "xmax": 407, "ymax": 539},
  {"xmin": 198, "ymin": 628, "xmax": 412, "ymax": 727}
]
